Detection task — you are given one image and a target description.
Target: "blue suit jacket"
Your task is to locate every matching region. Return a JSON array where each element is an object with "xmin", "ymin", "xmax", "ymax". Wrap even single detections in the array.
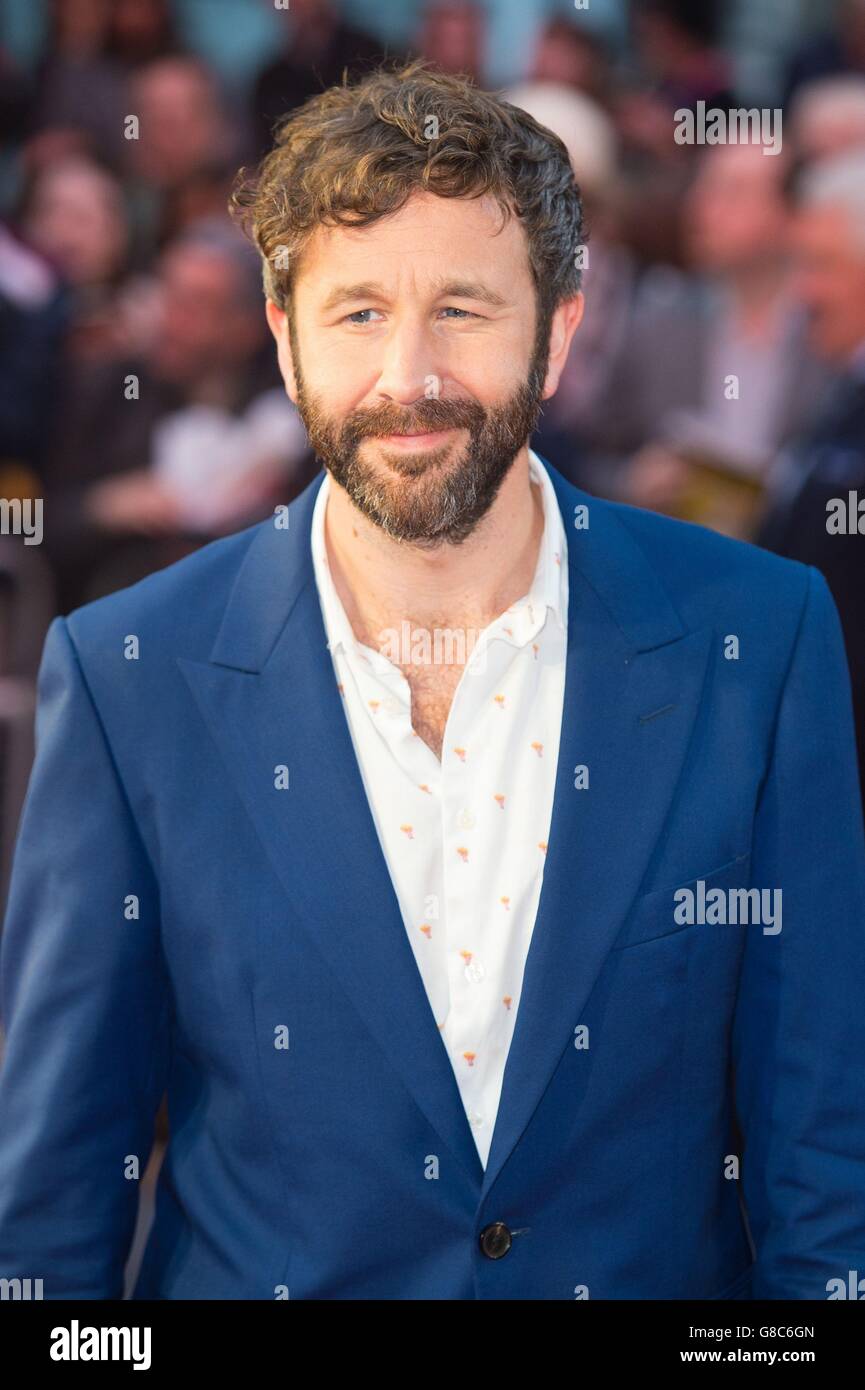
[{"xmin": 1, "ymin": 459, "xmax": 864, "ymax": 1300}]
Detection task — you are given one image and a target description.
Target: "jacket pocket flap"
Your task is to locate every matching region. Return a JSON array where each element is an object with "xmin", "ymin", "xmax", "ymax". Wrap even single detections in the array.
[{"xmin": 612, "ymin": 852, "xmax": 753, "ymax": 951}]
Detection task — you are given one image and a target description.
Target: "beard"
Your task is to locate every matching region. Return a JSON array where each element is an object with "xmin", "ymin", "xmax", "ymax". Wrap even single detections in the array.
[{"xmin": 289, "ymin": 318, "xmax": 550, "ymax": 546}]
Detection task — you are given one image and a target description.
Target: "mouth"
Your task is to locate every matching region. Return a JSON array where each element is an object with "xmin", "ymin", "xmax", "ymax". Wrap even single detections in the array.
[{"xmin": 375, "ymin": 427, "xmax": 458, "ymax": 447}]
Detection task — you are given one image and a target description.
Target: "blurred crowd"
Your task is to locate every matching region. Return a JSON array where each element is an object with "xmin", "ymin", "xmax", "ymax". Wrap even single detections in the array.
[{"xmin": 2, "ymin": 0, "xmax": 865, "ymax": 875}]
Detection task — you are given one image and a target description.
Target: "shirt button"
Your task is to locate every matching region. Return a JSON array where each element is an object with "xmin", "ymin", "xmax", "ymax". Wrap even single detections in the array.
[
  {"xmin": 464, "ymin": 956, "xmax": 485, "ymax": 983},
  {"xmin": 479, "ymin": 1222, "xmax": 512, "ymax": 1259},
  {"xmin": 455, "ymin": 808, "xmax": 475, "ymax": 829},
  {"xmin": 468, "ymin": 1110, "xmax": 484, "ymax": 1128}
]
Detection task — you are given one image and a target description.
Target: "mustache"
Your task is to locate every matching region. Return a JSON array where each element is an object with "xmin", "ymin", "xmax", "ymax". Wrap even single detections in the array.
[{"xmin": 341, "ymin": 396, "xmax": 486, "ymax": 442}]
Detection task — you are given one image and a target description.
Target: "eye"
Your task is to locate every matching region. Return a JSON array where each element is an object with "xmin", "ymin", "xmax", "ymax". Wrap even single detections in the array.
[
  {"xmin": 440, "ymin": 307, "xmax": 479, "ymax": 319},
  {"xmin": 345, "ymin": 308, "xmax": 383, "ymax": 325}
]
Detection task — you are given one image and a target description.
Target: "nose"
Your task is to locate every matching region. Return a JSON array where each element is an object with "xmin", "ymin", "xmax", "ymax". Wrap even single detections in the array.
[{"xmin": 373, "ymin": 310, "xmax": 442, "ymax": 405}]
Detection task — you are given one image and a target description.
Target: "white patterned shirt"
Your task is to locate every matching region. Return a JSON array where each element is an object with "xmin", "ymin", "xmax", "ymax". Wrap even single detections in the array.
[{"xmin": 309, "ymin": 449, "xmax": 568, "ymax": 1168}]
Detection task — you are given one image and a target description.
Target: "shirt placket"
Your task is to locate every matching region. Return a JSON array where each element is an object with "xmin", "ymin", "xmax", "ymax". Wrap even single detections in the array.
[{"xmin": 439, "ymin": 605, "xmax": 542, "ymax": 1142}]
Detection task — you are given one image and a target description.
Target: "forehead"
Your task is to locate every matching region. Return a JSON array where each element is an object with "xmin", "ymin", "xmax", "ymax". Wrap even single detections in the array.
[{"xmin": 293, "ymin": 189, "xmax": 533, "ymax": 301}]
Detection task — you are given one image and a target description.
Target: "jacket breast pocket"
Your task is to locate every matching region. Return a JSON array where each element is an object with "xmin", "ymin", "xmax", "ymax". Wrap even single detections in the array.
[{"xmin": 611, "ymin": 852, "xmax": 752, "ymax": 951}]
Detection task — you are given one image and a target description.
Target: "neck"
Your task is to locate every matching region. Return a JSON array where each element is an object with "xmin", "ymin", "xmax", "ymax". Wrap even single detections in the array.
[{"xmin": 323, "ymin": 444, "xmax": 545, "ymax": 650}]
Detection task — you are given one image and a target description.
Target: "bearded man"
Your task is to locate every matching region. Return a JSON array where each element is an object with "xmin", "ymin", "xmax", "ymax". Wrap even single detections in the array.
[{"xmin": 1, "ymin": 60, "xmax": 864, "ymax": 1302}]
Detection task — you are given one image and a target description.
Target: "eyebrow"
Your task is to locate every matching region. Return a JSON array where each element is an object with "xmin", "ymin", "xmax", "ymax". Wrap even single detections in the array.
[{"xmin": 319, "ymin": 278, "xmax": 510, "ymax": 313}]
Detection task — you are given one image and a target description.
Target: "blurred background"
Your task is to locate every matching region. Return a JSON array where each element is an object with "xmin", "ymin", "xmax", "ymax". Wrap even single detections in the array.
[{"xmin": 3, "ymin": 0, "xmax": 865, "ymax": 1296}]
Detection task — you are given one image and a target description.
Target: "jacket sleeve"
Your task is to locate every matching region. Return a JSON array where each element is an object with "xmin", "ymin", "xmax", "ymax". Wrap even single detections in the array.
[
  {"xmin": 732, "ymin": 564, "xmax": 865, "ymax": 1298},
  {"xmin": 0, "ymin": 615, "xmax": 171, "ymax": 1298}
]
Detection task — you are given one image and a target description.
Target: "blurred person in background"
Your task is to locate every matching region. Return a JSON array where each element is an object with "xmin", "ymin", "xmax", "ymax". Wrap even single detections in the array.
[
  {"xmin": 102, "ymin": 0, "xmax": 180, "ymax": 69},
  {"xmin": 624, "ymin": 0, "xmax": 733, "ymax": 114},
  {"xmin": 757, "ymin": 148, "xmax": 865, "ymax": 803},
  {"xmin": 31, "ymin": 0, "xmax": 128, "ymax": 166},
  {"xmin": 789, "ymin": 74, "xmax": 865, "ymax": 162},
  {"xmin": 252, "ymin": 0, "xmax": 387, "ymax": 156},
  {"xmin": 124, "ymin": 55, "xmax": 246, "ymax": 259},
  {"xmin": 503, "ymin": 81, "xmax": 638, "ymax": 488},
  {"xmin": 784, "ymin": 0, "xmax": 865, "ymax": 102},
  {"xmin": 527, "ymin": 15, "xmax": 613, "ymax": 105},
  {"xmin": 15, "ymin": 153, "xmax": 130, "ymax": 361},
  {"xmin": 616, "ymin": 0, "xmax": 735, "ymax": 266},
  {"xmin": 593, "ymin": 141, "xmax": 828, "ymax": 526},
  {"xmin": 0, "ymin": 221, "xmax": 66, "ymax": 488},
  {"xmin": 617, "ymin": 0, "xmax": 733, "ymax": 164},
  {"xmin": 412, "ymin": 0, "xmax": 485, "ymax": 82},
  {"xmin": 40, "ymin": 220, "xmax": 312, "ymax": 613}
]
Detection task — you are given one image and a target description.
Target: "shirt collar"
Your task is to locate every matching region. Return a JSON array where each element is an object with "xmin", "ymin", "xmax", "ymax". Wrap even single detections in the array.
[
  {"xmin": 522, "ymin": 446, "xmax": 568, "ymax": 636},
  {"xmin": 310, "ymin": 446, "xmax": 568, "ymax": 658}
]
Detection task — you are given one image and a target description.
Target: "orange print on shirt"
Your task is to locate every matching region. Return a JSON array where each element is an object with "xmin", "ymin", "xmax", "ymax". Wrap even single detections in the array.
[
  {"xmin": 532, "ymin": 643, "xmax": 539, "ymax": 660},
  {"xmin": 531, "ymin": 741, "xmax": 543, "ymax": 757},
  {"xmin": 503, "ymin": 626, "xmax": 514, "ymax": 638},
  {"xmin": 493, "ymin": 694, "xmax": 506, "ymax": 709},
  {"xmin": 456, "ymin": 846, "xmax": 469, "ymax": 863},
  {"xmin": 453, "ymin": 746, "xmax": 467, "ymax": 762},
  {"xmin": 418, "ymin": 783, "xmax": 432, "ymax": 794},
  {"xmin": 554, "ymin": 552, "xmax": 561, "ymax": 567},
  {"xmin": 400, "ymin": 824, "xmax": 414, "ymax": 839},
  {"xmin": 500, "ymin": 895, "xmax": 510, "ymax": 910},
  {"xmin": 463, "ymin": 1051, "xmax": 476, "ymax": 1067},
  {"xmin": 419, "ymin": 923, "xmax": 432, "ymax": 938},
  {"xmin": 503, "ymin": 996, "xmax": 513, "ymax": 1010},
  {"xmin": 460, "ymin": 949, "xmax": 473, "ymax": 964},
  {"xmin": 336, "ymin": 682, "xmax": 345, "ymax": 695},
  {"xmin": 538, "ymin": 841, "xmax": 548, "ymax": 854},
  {"xmin": 368, "ymin": 699, "xmax": 381, "ymax": 713},
  {"xmin": 494, "ymin": 793, "xmax": 506, "ymax": 810}
]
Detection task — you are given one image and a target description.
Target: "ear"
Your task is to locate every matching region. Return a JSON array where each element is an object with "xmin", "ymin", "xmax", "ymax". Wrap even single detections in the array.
[
  {"xmin": 540, "ymin": 292, "xmax": 585, "ymax": 401},
  {"xmin": 265, "ymin": 299, "xmax": 299, "ymax": 404}
]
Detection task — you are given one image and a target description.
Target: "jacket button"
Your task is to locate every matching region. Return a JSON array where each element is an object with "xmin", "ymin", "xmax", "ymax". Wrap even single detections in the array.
[{"xmin": 479, "ymin": 1222, "xmax": 512, "ymax": 1259}]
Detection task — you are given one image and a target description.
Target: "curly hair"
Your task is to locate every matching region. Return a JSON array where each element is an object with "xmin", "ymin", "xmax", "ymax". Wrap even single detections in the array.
[{"xmin": 229, "ymin": 57, "xmax": 584, "ymax": 340}]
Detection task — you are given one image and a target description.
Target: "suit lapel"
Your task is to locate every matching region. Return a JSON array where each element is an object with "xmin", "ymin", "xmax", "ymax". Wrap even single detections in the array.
[
  {"xmin": 479, "ymin": 468, "xmax": 714, "ymax": 1201},
  {"xmin": 178, "ymin": 476, "xmax": 485, "ymax": 1191}
]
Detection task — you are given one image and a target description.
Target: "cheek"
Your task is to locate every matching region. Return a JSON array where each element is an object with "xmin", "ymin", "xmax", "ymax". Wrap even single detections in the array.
[
  {"xmin": 302, "ymin": 334, "xmax": 379, "ymax": 391},
  {"xmin": 446, "ymin": 333, "xmax": 531, "ymax": 398},
  {"xmin": 299, "ymin": 367, "xmax": 365, "ymax": 423}
]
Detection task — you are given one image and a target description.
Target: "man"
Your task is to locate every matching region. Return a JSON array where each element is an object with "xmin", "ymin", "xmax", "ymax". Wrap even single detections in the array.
[
  {"xmin": 0, "ymin": 60, "xmax": 864, "ymax": 1301},
  {"xmin": 757, "ymin": 148, "xmax": 865, "ymax": 812}
]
